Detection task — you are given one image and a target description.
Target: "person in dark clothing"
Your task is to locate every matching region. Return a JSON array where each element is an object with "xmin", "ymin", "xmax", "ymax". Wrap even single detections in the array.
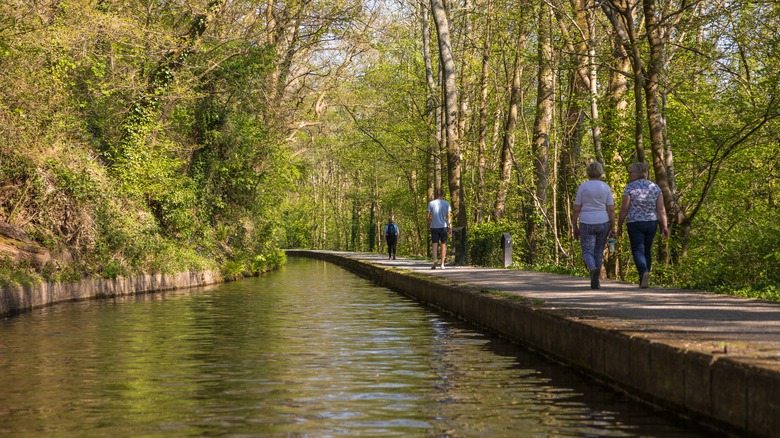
[{"xmin": 384, "ymin": 217, "xmax": 399, "ymax": 260}]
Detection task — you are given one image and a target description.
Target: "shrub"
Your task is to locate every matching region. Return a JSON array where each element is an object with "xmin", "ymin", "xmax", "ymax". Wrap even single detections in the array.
[
  {"xmin": 676, "ymin": 217, "xmax": 780, "ymax": 300},
  {"xmin": 468, "ymin": 221, "xmax": 519, "ymax": 267}
]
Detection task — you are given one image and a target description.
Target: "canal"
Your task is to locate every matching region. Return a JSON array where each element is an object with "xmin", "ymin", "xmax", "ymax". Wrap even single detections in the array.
[{"xmin": 0, "ymin": 257, "xmax": 710, "ymax": 436}]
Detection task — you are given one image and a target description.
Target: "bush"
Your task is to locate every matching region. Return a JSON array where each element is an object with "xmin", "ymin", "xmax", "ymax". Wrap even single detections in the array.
[
  {"xmin": 468, "ymin": 221, "xmax": 519, "ymax": 267},
  {"xmin": 0, "ymin": 257, "xmax": 40, "ymax": 287},
  {"xmin": 677, "ymin": 218, "xmax": 780, "ymax": 298},
  {"xmin": 247, "ymin": 249, "xmax": 287, "ymax": 274}
]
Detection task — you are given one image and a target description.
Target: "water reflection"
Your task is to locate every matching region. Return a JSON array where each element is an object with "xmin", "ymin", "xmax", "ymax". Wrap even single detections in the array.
[{"xmin": 0, "ymin": 258, "xmax": 708, "ymax": 436}]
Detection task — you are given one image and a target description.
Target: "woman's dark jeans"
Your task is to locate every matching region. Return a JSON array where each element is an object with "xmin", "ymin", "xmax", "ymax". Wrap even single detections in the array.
[{"xmin": 626, "ymin": 220, "xmax": 658, "ymax": 280}]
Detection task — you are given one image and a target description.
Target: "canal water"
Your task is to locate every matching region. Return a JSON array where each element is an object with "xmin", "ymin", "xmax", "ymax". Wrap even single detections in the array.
[{"xmin": 0, "ymin": 257, "xmax": 710, "ymax": 437}]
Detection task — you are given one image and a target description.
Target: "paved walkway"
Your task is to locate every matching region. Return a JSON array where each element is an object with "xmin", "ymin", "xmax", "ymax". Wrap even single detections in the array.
[{"xmin": 331, "ymin": 252, "xmax": 780, "ymax": 368}]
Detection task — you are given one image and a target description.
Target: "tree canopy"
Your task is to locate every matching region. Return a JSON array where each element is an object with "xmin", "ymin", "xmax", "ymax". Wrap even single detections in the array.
[{"xmin": 0, "ymin": 0, "xmax": 778, "ymax": 299}]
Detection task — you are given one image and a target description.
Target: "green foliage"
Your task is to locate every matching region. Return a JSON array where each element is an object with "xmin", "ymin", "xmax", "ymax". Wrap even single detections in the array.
[
  {"xmin": 467, "ymin": 221, "xmax": 531, "ymax": 268},
  {"xmin": 281, "ymin": 203, "xmax": 315, "ymax": 249},
  {"xmin": 220, "ymin": 247, "xmax": 287, "ymax": 281},
  {"xmin": 720, "ymin": 285, "xmax": 780, "ymax": 302},
  {"xmin": 0, "ymin": 0, "xmax": 347, "ymax": 289},
  {"xmin": 103, "ymin": 259, "xmax": 125, "ymax": 280},
  {"xmin": 468, "ymin": 222, "xmax": 511, "ymax": 267},
  {"xmin": 40, "ymin": 260, "xmax": 89, "ymax": 283},
  {"xmin": 0, "ymin": 257, "xmax": 40, "ymax": 287},
  {"xmin": 47, "ymin": 158, "xmax": 101, "ymax": 203},
  {"xmin": 679, "ymin": 220, "xmax": 780, "ymax": 293},
  {"xmin": 2, "ymin": 0, "xmax": 780, "ymax": 306},
  {"xmin": 221, "ymin": 260, "xmax": 245, "ymax": 281},
  {"xmin": 248, "ymin": 249, "xmax": 287, "ymax": 274}
]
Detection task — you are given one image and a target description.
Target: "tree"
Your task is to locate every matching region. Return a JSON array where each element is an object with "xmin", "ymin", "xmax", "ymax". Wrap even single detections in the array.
[
  {"xmin": 430, "ymin": 0, "xmax": 466, "ymax": 228},
  {"xmin": 527, "ymin": 1, "xmax": 556, "ymax": 263},
  {"xmin": 494, "ymin": 24, "xmax": 528, "ymax": 221}
]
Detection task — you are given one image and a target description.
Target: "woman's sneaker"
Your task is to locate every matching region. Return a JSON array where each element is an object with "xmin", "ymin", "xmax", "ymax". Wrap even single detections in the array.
[
  {"xmin": 640, "ymin": 272, "xmax": 650, "ymax": 288},
  {"xmin": 590, "ymin": 269, "xmax": 600, "ymax": 289}
]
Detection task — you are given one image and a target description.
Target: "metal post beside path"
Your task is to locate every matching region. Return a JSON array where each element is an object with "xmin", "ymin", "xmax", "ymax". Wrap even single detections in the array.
[{"xmin": 500, "ymin": 233, "xmax": 512, "ymax": 268}]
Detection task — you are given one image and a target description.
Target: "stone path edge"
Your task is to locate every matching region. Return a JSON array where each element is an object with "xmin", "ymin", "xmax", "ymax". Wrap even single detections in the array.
[
  {"xmin": 0, "ymin": 270, "xmax": 223, "ymax": 317},
  {"xmin": 288, "ymin": 250, "xmax": 778, "ymax": 438}
]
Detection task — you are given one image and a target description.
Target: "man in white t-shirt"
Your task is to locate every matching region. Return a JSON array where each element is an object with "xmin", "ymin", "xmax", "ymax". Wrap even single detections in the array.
[{"xmin": 426, "ymin": 189, "xmax": 451, "ymax": 269}]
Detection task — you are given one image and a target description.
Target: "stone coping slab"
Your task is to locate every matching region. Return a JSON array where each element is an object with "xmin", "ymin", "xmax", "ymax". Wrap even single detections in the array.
[{"xmin": 0, "ymin": 270, "xmax": 222, "ymax": 316}]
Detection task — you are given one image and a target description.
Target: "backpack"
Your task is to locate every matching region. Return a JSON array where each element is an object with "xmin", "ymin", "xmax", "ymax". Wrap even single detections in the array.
[{"xmin": 386, "ymin": 223, "xmax": 397, "ymax": 237}]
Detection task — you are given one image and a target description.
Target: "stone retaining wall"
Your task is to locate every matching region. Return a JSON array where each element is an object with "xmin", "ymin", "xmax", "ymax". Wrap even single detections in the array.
[
  {"xmin": 289, "ymin": 250, "xmax": 779, "ymax": 438},
  {"xmin": 0, "ymin": 270, "xmax": 223, "ymax": 316}
]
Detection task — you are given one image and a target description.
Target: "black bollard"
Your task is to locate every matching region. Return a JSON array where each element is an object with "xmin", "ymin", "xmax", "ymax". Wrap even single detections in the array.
[{"xmin": 500, "ymin": 233, "xmax": 512, "ymax": 268}]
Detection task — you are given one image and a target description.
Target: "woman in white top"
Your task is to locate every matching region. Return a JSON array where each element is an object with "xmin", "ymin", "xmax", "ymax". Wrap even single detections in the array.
[{"xmin": 572, "ymin": 161, "xmax": 616, "ymax": 289}]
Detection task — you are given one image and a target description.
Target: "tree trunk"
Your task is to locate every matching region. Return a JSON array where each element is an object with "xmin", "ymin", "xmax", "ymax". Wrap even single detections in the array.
[
  {"xmin": 457, "ymin": 0, "xmax": 472, "ymax": 146},
  {"xmin": 586, "ymin": 7, "xmax": 603, "ymax": 162},
  {"xmin": 603, "ymin": 29, "xmax": 631, "ymax": 164},
  {"xmin": 475, "ymin": 2, "xmax": 491, "ymax": 224},
  {"xmin": 430, "ymin": 0, "xmax": 465, "ymax": 227},
  {"xmin": 626, "ymin": 5, "xmax": 646, "ymax": 163},
  {"xmin": 642, "ymin": 0, "xmax": 679, "ymax": 227},
  {"xmin": 495, "ymin": 31, "xmax": 527, "ymax": 220},
  {"xmin": 528, "ymin": 3, "xmax": 555, "ymax": 263},
  {"xmin": 421, "ymin": 0, "xmax": 440, "ymax": 202},
  {"xmin": 559, "ymin": 70, "xmax": 583, "ymax": 231},
  {"xmin": 603, "ymin": 0, "xmax": 646, "ymax": 163},
  {"xmin": 558, "ymin": 0, "xmax": 600, "ymax": 163}
]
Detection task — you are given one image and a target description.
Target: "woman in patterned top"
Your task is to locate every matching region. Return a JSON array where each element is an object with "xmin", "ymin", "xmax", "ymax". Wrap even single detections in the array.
[{"xmin": 617, "ymin": 162, "xmax": 669, "ymax": 288}]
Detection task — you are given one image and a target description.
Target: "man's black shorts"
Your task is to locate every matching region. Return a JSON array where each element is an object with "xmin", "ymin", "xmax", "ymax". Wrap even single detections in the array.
[{"xmin": 431, "ymin": 227, "xmax": 449, "ymax": 244}]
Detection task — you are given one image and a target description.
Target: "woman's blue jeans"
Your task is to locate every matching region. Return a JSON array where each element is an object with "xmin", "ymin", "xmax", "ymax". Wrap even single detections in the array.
[{"xmin": 626, "ymin": 220, "xmax": 658, "ymax": 279}]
